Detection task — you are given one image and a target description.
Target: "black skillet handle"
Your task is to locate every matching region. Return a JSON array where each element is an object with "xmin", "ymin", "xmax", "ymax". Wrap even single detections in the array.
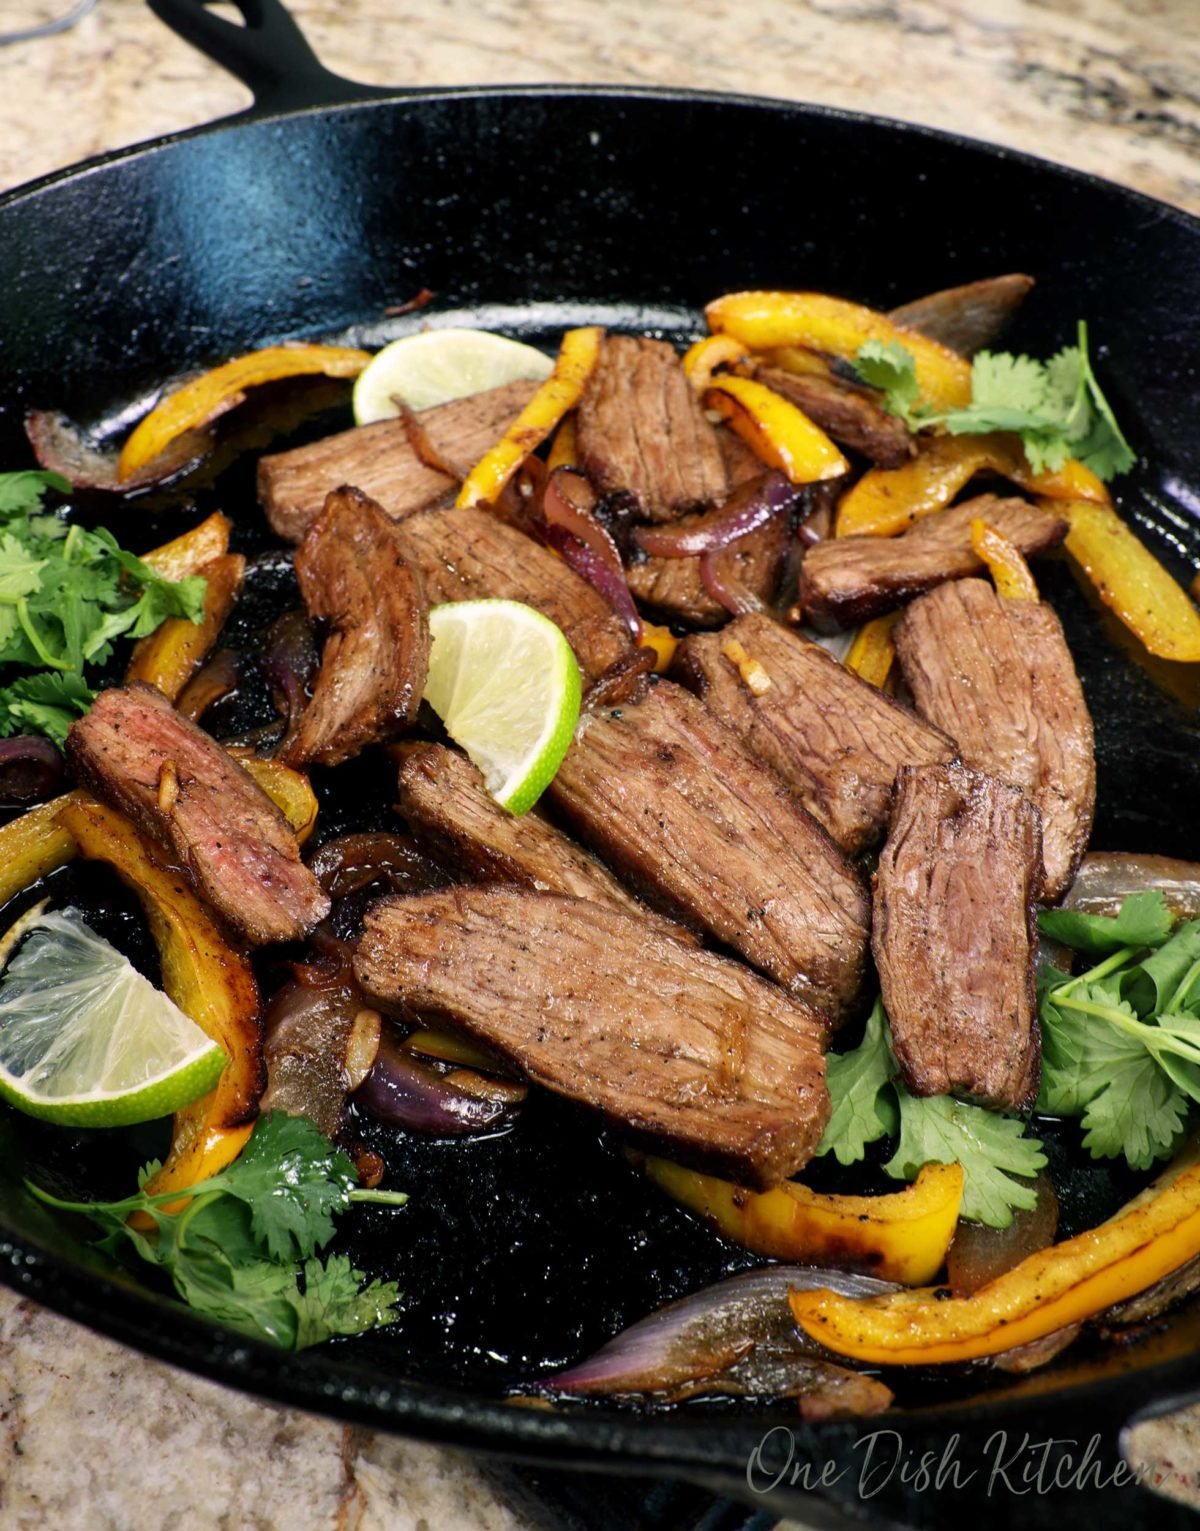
[{"xmin": 147, "ymin": 0, "xmax": 397, "ymax": 116}]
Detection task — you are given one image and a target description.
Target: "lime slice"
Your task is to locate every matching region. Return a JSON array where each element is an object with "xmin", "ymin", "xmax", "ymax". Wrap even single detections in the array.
[
  {"xmin": 0, "ymin": 908, "xmax": 225, "ymax": 1128},
  {"xmin": 353, "ymin": 328, "xmax": 554, "ymax": 423},
  {"xmin": 424, "ymin": 600, "xmax": 582, "ymax": 814}
]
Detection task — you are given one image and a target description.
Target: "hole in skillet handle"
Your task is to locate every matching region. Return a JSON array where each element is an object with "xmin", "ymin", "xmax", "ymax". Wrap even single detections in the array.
[{"xmin": 146, "ymin": 0, "xmax": 401, "ymax": 117}]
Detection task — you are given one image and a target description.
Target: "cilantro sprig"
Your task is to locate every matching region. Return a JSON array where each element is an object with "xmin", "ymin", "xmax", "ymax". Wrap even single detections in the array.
[
  {"xmin": 28, "ymin": 1113, "xmax": 407, "ymax": 1349},
  {"xmin": 816, "ymin": 999, "xmax": 1046, "ymax": 1228},
  {"xmin": 852, "ymin": 322, "xmax": 1136, "ymax": 480},
  {"xmin": 1038, "ymin": 892, "xmax": 1200, "ymax": 1170},
  {"xmin": 0, "ymin": 471, "xmax": 207, "ymax": 746}
]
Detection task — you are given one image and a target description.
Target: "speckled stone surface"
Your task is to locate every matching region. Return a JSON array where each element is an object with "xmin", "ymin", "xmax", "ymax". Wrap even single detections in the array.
[{"xmin": 0, "ymin": 2, "xmax": 1199, "ymax": 1527}]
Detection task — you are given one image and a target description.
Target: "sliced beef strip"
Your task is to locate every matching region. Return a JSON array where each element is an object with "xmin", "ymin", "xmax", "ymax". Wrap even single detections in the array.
[
  {"xmin": 576, "ymin": 335, "xmax": 728, "ymax": 521},
  {"xmin": 799, "ymin": 492, "xmax": 1068, "ymax": 630},
  {"xmin": 279, "ymin": 487, "xmax": 430, "ymax": 769},
  {"xmin": 673, "ymin": 611, "xmax": 956, "ymax": 854},
  {"xmin": 354, "ymin": 887, "xmax": 831, "ymax": 1188},
  {"xmin": 257, "ymin": 379, "xmax": 540, "ymax": 543},
  {"xmin": 549, "ymin": 679, "xmax": 869, "ymax": 1019},
  {"xmin": 873, "ymin": 762, "xmax": 1043, "ymax": 1110},
  {"xmin": 65, "ymin": 683, "xmax": 330, "ymax": 945},
  {"xmin": 888, "ymin": 274, "xmax": 1035, "ymax": 357},
  {"xmin": 894, "ymin": 577, "xmax": 1095, "ymax": 901},
  {"xmin": 626, "ymin": 515, "xmax": 790, "ymax": 629},
  {"xmin": 394, "ymin": 504, "xmax": 633, "ymax": 681},
  {"xmin": 394, "ymin": 741, "xmax": 672, "ymax": 927},
  {"xmin": 754, "ymin": 366, "xmax": 915, "ymax": 468}
]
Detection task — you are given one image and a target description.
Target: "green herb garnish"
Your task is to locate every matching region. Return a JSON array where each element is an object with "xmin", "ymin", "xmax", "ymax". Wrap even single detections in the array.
[
  {"xmin": 852, "ymin": 322, "xmax": 1136, "ymax": 480},
  {"xmin": 28, "ymin": 1113, "xmax": 406, "ymax": 1349}
]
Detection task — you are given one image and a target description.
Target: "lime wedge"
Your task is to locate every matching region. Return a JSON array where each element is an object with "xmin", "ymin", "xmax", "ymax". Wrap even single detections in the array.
[
  {"xmin": 0, "ymin": 908, "xmax": 226, "ymax": 1128},
  {"xmin": 424, "ymin": 600, "xmax": 582, "ymax": 814},
  {"xmin": 353, "ymin": 328, "xmax": 554, "ymax": 423}
]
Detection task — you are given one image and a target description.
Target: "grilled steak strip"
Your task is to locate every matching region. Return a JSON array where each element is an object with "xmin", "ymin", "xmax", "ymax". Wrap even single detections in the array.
[
  {"xmin": 394, "ymin": 504, "xmax": 632, "ymax": 680},
  {"xmin": 874, "ymin": 762, "xmax": 1043, "ymax": 1109},
  {"xmin": 280, "ymin": 487, "xmax": 430, "ymax": 768},
  {"xmin": 576, "ymin": 335, "xmax": 728, "ymax": 521},
  {"xmin": 257, "ymin": 379, "xmax": 540, "ymax": 543},
  {"xmin": 626, "ymin": 516, "xmax": 790, "ymax": 629},
  {"xmin": 754, "ymin": 366, "xmax": 915, "ymax": 468},
  {"xmin": 354, "ymin": 888, "xmax": 831, "ymax": 1187},
  {"xmin": 549, "ymin": 679, "xmax": 869, "ymax": 1018},
  {"xmin": 395, "ymin": 741, "xmax": 664, "ymax": 924},
  {"xmin": 65, "ymin": 683, "xmax": 330, "ymax": 944},
  {"xmin": 799, "ymin": 493, "xmax": 1068, "ymax": 630},
  {"xmin": 673, "ymin": 612, "xmax": 956, "ymax": 854},
  {"xmin": 895, "ymin": 577, "xmax": 1095, "ymax": 901}
]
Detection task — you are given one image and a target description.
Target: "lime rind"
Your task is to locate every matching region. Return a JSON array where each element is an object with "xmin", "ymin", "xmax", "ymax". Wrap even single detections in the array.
[
  {"xmin": 0, "ymin": 909, "xmax": 226, "ymax": 1128},
  {"xmin": 424, "ymin": 600, "xmax": 582, "ymax": 816},
  {"xmin": 353, "ymin": 328, "xmax": 554, "ymax": 423}
]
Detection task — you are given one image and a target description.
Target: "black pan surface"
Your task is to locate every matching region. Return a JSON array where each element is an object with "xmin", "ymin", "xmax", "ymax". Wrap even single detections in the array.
[{"xmin": 1, "ymin": 3, "xmax": 1200, "ymax": 1525}]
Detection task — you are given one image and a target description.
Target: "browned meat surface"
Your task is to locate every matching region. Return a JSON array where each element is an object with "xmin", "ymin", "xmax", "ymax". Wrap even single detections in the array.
[
  {"xmin": 549, "ymin": 680, "xmax": 869, "ymax": 1018},
  {"xmin": 354, "ymin": 888, "xmax": 831, "ymax": 1187},
  {"xmin": 65, "ymin": 683, "xmax": 330, "ymax": 944},
  {"xmin": 280, "ymin": 487, "xmax": 429, "ymax": 768},
  {"xmin": 626, "ymin": 516, "xmax": 790, "ymax": 628},
  {"xmin": 889, "ymin": 274, "xmax": 1035, "ymax": 357},
  {"xmin": 576, "ymin": 335, "xmax": 728, "ymax": 520},
  {"xmin": 673, "ymin": 612, "xmax": 956, "ymax": 853},
  {"xmin": 873, "ymin": 762, "xmax": 1043, "ymax": 1109},
  {"xmin": 257, "ymin": 379, "xmax": 539, "ymax": 543},
  {"xmin": 799, "ymin": 493, "xmax": 1068, "ymax": 630},
  {"xmin": 755, "ymin": 366, "xmax": 915, "ymax": 468},
  {"xmin": 395, "ymin": 505, "xmax": 632, "ymax": 680},
  {"xmin": 895, "ymin": 578, "xmax": 1095, "ymax": 900},
  {"xmin": 395, "ymin": 742, "xmax": 654, "ymax": 922}
]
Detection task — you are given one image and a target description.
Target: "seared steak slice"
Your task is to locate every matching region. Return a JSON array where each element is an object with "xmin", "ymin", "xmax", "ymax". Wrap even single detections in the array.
[
  {"xmin": 895, "ymin": 578, "xmax": 1095, "ymax": 901},
  {"xmin": 65, "ymin": 684, "xmax": 330, "ymax": 944},
  {"xmin": 755, "ymin": 366, "xmax": 915, "ymax": 468},
  {"xmin": 673, "ymin": 612, "xmax": 956, "ymax": 853},
  {"xmin": 626, "ymin": 516, "xmax": 790, "ymax": 629},
  {"xmin": 395, "ymin": 742, "xmax": 653, "ymax": 922},
  {"xmin": 888, "ymin": 274, "xmax": 1035, "ymax": 357},
  {"xmin": 354, "ymin": 888, "xmax": 831, "ymax": 1187},
  {"xmin": 799, "ymin": 493, "xmax": 1068, "ymax": 630},
  {"xmin": 873, "ymin": 762, "xmax": 1043, "ymax": 1109},
  {"xmin": 257, "ymin": 379, "xmax": 539, "ymax": 543},
  {"xmin": 576, "ymin": 335, "xmax": 728, "ymax": 520},
  {"xmin": 549, "ymin": 680, "xmax": 869, "ymax": 1017},
  {"xmin": 395, "ymin": 505, "xmax": 632, "ymax": 680},
  {"xmin": 280, "ymin": 487, "xmax": 430, "ymax": 768}
]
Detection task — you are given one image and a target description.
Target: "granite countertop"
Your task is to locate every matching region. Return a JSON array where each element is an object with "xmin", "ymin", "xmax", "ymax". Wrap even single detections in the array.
[{"xmin": 2, "ymin": 2, "xmax": 1200, "ymax": 1527}]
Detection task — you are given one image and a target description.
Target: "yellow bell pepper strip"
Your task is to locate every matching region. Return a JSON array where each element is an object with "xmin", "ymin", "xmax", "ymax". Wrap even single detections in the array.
[
  {"xmin": 1057, "ymin": 498, "xmax": 1200, "ymax": 662},
  {"xmin": 681, "ymin": 332, "xmax": 750, "ymax": 394},
  {"xmin": 706, "ymin": 291, "xmax": 973, "ymax": 412},
  {"xmin": 456, "ymin": 327, "xmax": 604, "ymax": 508},
  {"xmin": 844, "ymin": 612, "xmax": 901, "ymax": 690},
  {"xmin": 640, "ymin": 622, "xmax": 678, "ymax": 673},
  {"xmin": 636, "ymin": 1152, "xmax": 963, "ymax": 1287},
  {"xmin": 0, "ymin": 791, "xmax": 86, "ymax": 908},
  {"xmin": 970, "ymin": 519, "xmax": 1040, "ymax": 601},
  {"xmin": 125, "ymin": 552, "xmax": 246, "ymax": 702},
  {"xmin": 226, "ymin": 749, "xmax": 319, "ymax": 846},
  {"xmin": 703, "ymin": 376, "xmax": 849, "ymax": 485},
  {"xmin": 789, "ymin": 1143, "xmax": 1200, "ymax": 1365},
  {"xmin": 546, "ymin": 413, "xmax": 580, "ymax": 472},
  {"xmin": 835, "ymin": 433, "xmax": 1109, "ymax": 540},
  {"xmin": 57, "ymin": 796, "xmax": 263, "ymax": 1200},
  {"xmin": 138, "ymin": 510, "xmax": 232, "ymax": 581},
  {"xmin": 116, "ymin": 344, "xmax": 372, "ymax": 484},
  {"xmin": 756, "ymin": 345, "xmax": 837, "ymax": 381}
]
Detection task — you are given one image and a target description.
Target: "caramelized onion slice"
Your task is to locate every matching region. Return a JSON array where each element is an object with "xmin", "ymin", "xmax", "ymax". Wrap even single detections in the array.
[
  {"xmin": 0, "ymin": 736, "xmax": 64, "ymax": 805},
  {"xmin": 308, "ymin": 832, "xmax": 447, "ymax": 900},
  {"xmin": 1062, "ymin": 852, "xmax": 1200, "ymax": 920},
  {"xmin": 543, "ymin": 468, "xmax": 642, "ymax": 639},
  {"xmin": 632, "ymin": 472, "xmax": 797, "ymax": 558},
  {"xmin": 947, "ymin": 1174, "xmax": 1059, "ymax": 1297},
  {"xmin": 352, "ymin": 1027, "xmax": 524, "ymax": 1136},
  {"xmin": 25, "ymin": 409, "xmax": 210, "ymax": 492}
]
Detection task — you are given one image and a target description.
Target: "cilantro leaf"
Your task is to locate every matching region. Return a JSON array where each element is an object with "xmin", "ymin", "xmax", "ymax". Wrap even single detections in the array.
[
  {"xmin": 851, "ymin": 340, "xmax": 925, "ymax": 426},
  {"xmin": 1037, "ymin": 889, "xmax": 1174, "ymax": 956},
  {"xmin": 0, "ymin": 670, "xmax": 95, "ymax": 747},
  {"xmin": 0, "ymin": 470, "xmax": 70, "ymax": 518},
  {"xmin": 27, "ymin": 1113, "xmax": 406, "ymax": 1350},
  {"xmin": 1124, "ymin": 918, "xmax": 1200, "ymax": 1018},
  {"xmin": 816, "ymin": 998, "xmax": 897, "ymax": 1164}
]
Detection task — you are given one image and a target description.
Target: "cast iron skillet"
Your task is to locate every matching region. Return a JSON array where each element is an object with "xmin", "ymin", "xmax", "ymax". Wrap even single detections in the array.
[{"xmin": 2, "ymin": 2, "xmax": 1200, "ymax": 1525}]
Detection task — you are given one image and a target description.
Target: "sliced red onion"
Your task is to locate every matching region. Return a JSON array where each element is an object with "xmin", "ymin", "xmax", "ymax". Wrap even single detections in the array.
[
  {"xmin": 394, "ymin": 397, "xmax": 469, "ymax": 481},
  {"xmin": 176, "ymin": 647, "xmax": 241, "ymax": 723},
  {"xmin": 699, "ymin": 546, "xmax": 768, "ymax": 616},
  {"xmin": 25, "ymin": 409, "xmax": 211, "ymax": 492},
  {"xmin": 1062, "ymin": 852, "xmax": 1200, "ymax": 919},
  {"xmin": 542, "ymin": 1265, "xmax": 897, "ymax": 1403},
  {"xmin": 261, "ymin": 964, "xmax": 367, "ymax": 1140},
  {"xmin": 632, "ymin": 472, "xmax": 797, "ymax": 559},
  {"xmin": 263, "ymin": 608, "xmax": 317, "ymax": 729},
  {"xmin": 0, "ymin": 736, "xmax": 64, "ymax": 805},
  {"xmin": 543, "ymin": 469, "xmax": 642, "ymax": 639},
  {"xmin": 352, "ymin": 1028, "xmax": 523, "ymax": 1136},
  {"xmin": 308, "ymin": 832, "xmax": 447, "ymax": 900}
]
